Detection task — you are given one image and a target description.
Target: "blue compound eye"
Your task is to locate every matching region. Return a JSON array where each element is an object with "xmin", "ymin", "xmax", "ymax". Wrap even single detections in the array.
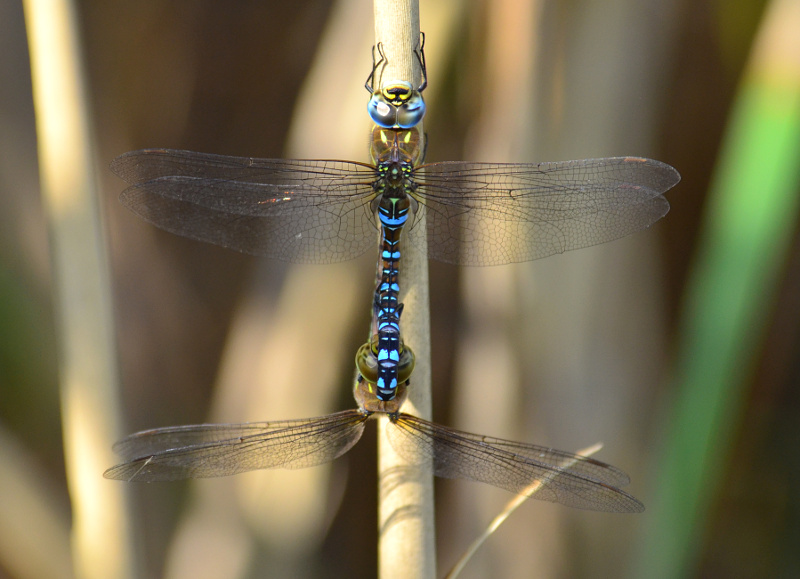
[
  {"xmin": 368, "ymin": 81, "xmax": 425, "ymax": 128},
  {"xmin": 395, "ymin": 94, "xmax": 426, "ymax": 129},
  {"xmin": 368, "ymin": 95, "xmax": 398, "ymax": 128},
  {"xmin": 368, "ymin": 92, "xmax": 426, "ymax": 129}
]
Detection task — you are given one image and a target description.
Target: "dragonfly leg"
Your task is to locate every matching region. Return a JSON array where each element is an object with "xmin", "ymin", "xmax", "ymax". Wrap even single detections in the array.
[
  {"xmin": 414, "ymin": 32, "xmax": 427, "ymax": 92},
  {"xmin": 365, "ymin": 42, "xmax": 388, "ymax": 93}
]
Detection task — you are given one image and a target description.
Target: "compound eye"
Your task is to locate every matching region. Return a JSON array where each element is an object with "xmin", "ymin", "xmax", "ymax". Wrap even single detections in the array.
[
  {"xmin": 355, "ymin": 340, "xmax": 379, "ymax": 384},
  {"xmin": 368, "ymin": 95, "xmax": 398, "ymax": 128},
  {"xmin": 395, "ymin": 94, "xmax": 426, "ymax": 129},
  {"xmin": 396, "ymin": 345, "xmax": 416, "ymax": 383}
]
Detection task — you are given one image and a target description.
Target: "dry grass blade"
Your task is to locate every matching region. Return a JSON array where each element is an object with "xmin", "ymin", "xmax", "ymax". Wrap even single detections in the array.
[{"xmin": 445, "ymin": 443, "xmax": 604, "ymax": 579}]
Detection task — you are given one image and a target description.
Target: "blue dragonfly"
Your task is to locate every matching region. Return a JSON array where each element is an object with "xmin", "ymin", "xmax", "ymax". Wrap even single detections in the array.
[
  {"xmin": 362, "ymin": 36, "xmax": 428, "ymax": 397},
  {"xmin": 104, "ymin": 358, "xmax": 644, "ymax": 514},
  {"xmin": 111, "ymin": 39, "xmax": 679, "ymax": 401}
]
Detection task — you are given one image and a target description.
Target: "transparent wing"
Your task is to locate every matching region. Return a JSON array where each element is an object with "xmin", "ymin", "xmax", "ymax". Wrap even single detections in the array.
[
  {"xmin": 104, "ymin": 410, "xmax": 368, "ymax": 482},
  {"xmin": 408, "ymin": 157, "xmax": 679, "ymax": 265},
  {"xmin": 111, "ymin": 149, "xmax": 379, "ymax": 263},
  {"xmin": 388, "ymin": 414, "xmax": 644, "ymax": 513}
]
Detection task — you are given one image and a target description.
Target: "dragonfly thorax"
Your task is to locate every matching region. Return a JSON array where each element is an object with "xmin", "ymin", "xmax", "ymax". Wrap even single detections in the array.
[
  {"xmin": 377, "ymin": 162, "xmax": 414, "ymax": 191},
  {"xmin": 370, "ymin": 126, "xmax": 424, "ymax": 166}
]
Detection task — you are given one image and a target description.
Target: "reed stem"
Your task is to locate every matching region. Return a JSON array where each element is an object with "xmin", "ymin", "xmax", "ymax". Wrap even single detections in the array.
[
  {"xmin": 372, "ymin": 1, "xmax": 436, "ymax": 578},
  {"xmin": 23, "ymin": 1, "xmax": 134, "ymax": 577}
]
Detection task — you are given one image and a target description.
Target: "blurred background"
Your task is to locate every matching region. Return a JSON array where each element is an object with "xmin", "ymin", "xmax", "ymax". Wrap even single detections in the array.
[{"xmin": 2, "ymin": 0, "xmax": 799, "ymax": 577}]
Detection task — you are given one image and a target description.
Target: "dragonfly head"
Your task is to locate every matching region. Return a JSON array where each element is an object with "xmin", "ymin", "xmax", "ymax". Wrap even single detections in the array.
[{"xmin": 368, "ymin": 81, "xmax": 426, "ymax": 129}]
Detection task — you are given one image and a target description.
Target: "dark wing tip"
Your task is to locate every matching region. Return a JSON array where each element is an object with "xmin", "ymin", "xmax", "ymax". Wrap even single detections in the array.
[
  {"xmin": 103, "ymin": 458, "xmax": 151, "ymax": 482},
  {"xmin": 110, "ymin": 149, "xmax": 150, "ymax": 182},
  {"xmin": 109, "ymin": 148, "xmax": 181, "ymax": 182},
  {"xmin": 620, "ymin": 157, "xmax": 681, "ymax": 192},
  {"xmin": 614, "ymin": 488, "xmax": 646, "ymax": 513},
  {"xmin": 109, "ymin": 150, "xmax": 137, "ymax": 181}
]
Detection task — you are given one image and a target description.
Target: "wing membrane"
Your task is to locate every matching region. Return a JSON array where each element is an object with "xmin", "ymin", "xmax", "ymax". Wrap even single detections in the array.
[
  {"xmin": 105, "ymin": 410, "xmax": 368, "ymax": 482},
  {"xmin": 388, "ymin": 414, "xmax": 643, "ymax": 513},
  {"xmin": 112, "ymin": 149, "xmax": 378, "ymax": 263},
  {"xmin": 409, "ymin": 157, "xmax": 678, "ymax": 265},
  {"xmin": 111, "ymin": 150, "xmax": 679, "ymax": 265}
]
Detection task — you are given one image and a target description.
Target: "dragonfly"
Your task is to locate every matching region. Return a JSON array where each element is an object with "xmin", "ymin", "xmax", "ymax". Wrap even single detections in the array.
[
  {"xmin": 104, "ymin": 356, "xmax": 644, "ymax": 514},
  {"xmin": 111, "ymin": 37, "xmax": 680, "ymax": 400}
]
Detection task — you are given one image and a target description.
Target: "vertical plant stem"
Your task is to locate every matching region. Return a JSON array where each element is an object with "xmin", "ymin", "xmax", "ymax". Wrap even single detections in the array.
[
  {"xmin": 22, "ymin": 1, "xmax": 135, "ymax": 578},
  {"xmin": 373, "ymin": 1, "xmax": 436, "ymax": 578}
]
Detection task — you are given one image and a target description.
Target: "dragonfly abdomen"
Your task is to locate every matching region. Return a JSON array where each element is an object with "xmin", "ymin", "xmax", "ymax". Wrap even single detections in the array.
[{"xmin": 373, "ymin": 190, "xmax": 411, "ymax": 400}]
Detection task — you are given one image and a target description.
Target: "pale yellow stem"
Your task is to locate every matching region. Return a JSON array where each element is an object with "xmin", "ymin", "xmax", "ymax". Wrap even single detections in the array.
[{"xmin": 22, "ymin": 1, "xmax": 135, "ymax": 577}]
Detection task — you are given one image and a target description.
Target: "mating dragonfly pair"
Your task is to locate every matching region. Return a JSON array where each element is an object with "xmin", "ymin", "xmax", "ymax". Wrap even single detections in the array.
[{"xmin": 105, "ymin": 37, "xmax": 679, "ymax": 513}]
